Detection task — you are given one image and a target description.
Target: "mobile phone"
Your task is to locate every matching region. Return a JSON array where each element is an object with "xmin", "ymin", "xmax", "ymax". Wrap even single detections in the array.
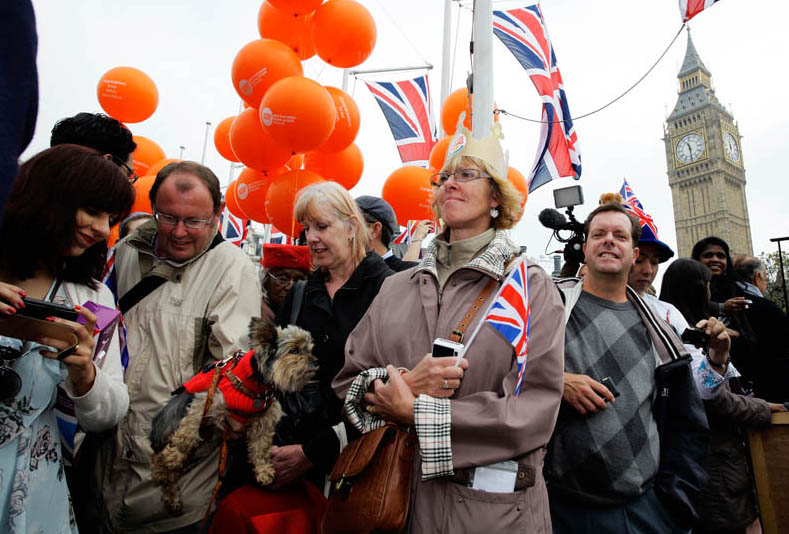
[
  {"xmin": 600, "ymin": 376, "xmax": 620, "ymax": 399},
  {"xmin": 680, "ymin": 327, "xmax": 709, "ymax": 349},
  {"xmin": 18, "ymin": 297, "xmax": 78, "ymax": 322},
  {"xmin": 432, "ymin": 338, "xmax": 464, "ymax": 358}
]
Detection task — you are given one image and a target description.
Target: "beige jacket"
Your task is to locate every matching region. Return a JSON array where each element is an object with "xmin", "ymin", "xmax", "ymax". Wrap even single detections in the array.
[
  {"xmin": 95, "ymin": 221, "xmax": 261, "ymax": 533},
  {"xmin": 334, "ymin": 231, "xmax": 565, "ymax": 534}
]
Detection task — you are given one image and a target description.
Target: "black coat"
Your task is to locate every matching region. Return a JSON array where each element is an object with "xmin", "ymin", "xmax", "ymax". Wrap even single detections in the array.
[
  {"xmin": 384, "ymin": 254, "xmax": 418, "ymax": 272},
  {"xmin": 694, "ymin": 383, "xmax": 771, "ymax": 532},
  {"xmin": 275, "ymin": 252, "xmax": 394, "ymax": 472},
  {"xmin": 740, "ymin": 295, "xmax": 789, "ymax": 402}
]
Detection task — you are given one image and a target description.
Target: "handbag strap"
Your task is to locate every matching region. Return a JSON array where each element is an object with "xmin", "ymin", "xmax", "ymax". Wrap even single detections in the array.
[
  {"xmin": 289, "ymin": 280, "xmax": 307, "ymax": 325},
  {"xmin": 449, "ymin": 278, "xmax": 497, "ymax": 343}
]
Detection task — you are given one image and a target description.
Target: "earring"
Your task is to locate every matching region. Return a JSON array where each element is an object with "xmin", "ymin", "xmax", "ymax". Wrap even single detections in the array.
[{"xmin": 489, "ymin": 207, "xmax": 500, "ymax": 219}]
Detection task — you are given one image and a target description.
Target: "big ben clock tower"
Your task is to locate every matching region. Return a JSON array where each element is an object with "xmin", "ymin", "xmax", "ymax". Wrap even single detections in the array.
[{"xmin": 664, "ymin": 29, "xmax": 753, "ymax": 257}]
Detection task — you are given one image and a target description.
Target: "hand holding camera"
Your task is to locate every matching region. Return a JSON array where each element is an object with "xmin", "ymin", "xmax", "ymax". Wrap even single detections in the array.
[
  {"xmin": 693, "ymin": 317, "xmax": 731, "ymax": 371},
  {"xmin": 400, "ymin": 341, "xmax": 469, "ymax": 398},
  {"xmin": 38, "ymin": 305, "xmax": 98, "ymax": 396}
]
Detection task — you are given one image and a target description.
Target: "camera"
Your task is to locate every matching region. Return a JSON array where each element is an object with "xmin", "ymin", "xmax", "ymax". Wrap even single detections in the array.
[
  {"xmin": 539, "ymin": 185, "xmax": 586, "ymax": 265},
  {"xmin": 680, "ymin": 327, "xmax": 710, "ymax": 349}
]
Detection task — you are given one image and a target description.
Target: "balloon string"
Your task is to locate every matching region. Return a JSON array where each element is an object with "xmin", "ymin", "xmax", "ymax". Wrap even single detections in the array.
[{"xmin": 497, "ymin": 23, "xmax": 686, "ymax": 124}]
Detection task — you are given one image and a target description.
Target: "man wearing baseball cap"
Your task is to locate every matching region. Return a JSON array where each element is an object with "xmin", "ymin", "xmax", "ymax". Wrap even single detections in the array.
[{"xmin": 355, "ymin": 195, "xmax": 419, "ymax": 272}]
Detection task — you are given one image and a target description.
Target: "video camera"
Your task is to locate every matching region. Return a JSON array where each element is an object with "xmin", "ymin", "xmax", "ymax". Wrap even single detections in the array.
[{"xmin": 539, "ymin": 185, "xmax": 586, "ymax": 265}]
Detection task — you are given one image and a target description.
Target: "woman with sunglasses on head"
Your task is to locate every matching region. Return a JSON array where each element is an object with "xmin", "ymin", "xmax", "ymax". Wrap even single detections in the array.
[
  {"xmin": 0, "ymin": 144, "xmax": 134, "ymax": 533},
  {"xmin": 332, "ymin": 124, "xmax": 565, "ymax": 533}
]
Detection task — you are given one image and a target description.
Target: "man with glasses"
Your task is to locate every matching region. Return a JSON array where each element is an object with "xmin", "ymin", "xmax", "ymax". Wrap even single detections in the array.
[
  {"xmin": 94, "ymin": 161, "xmax": 261, "ymax": 534},
  {"xmin": 259, "ymin": 243, "xmax": 311, "ymax": 321}
]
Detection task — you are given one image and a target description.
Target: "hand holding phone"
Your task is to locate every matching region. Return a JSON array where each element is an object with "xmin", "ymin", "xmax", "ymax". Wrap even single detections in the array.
[{"xmin": 599, "ymin": 376, "xmax": 620, "ymax": 401}]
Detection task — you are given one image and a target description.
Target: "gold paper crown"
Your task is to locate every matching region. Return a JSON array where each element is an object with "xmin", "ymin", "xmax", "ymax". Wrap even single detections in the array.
[{"xmin": 442, "ymin": 112, "xmax": 509, "ymax": 180}]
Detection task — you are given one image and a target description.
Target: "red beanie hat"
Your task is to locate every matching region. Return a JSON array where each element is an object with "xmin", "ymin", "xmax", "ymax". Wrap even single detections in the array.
[{"xmin": 261, "ymin": 244, "xmax": 311, "ymax": 271}]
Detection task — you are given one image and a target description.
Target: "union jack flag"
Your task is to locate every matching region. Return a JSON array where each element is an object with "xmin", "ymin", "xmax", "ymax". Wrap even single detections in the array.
[
  {"xmin": 365, "ymin": 74, "xmax": 438, "ymax": 168},
  {"xmin": 268, "ymin": 226, "xmax": 295, "ymax": 245},
  {"xmin": 493, "ymin": 5, "xmax": 581, "ymax": 192},
  {"xmin": 619, "ymin": 179, "xmax": 659, "ymax": 238},
  {"xmin": 392, "ymin": 220, "xmax": 417, "ymax": 245},
  {"xmin": 100, "ymin": 248, "xmax": 129, "ymax": 370},
  {"xmin": 219, "ymin": 209, "xmax": 249, "ymax": 248},
  {"xmin": 679, "ymin": 0, "xmax": 720, "ymax": 22},
  {"xmin": 484, "ymin": 259, "xmax": 531, "ymax": 398}
]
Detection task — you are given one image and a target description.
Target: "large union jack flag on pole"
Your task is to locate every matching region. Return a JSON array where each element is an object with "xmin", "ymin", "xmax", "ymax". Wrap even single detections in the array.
[
  {"xmin": 461, "ymin": 258, "xmax": 531, "ymax": 399},
  {"xmin": 619, "ymin": 179, "xmax": 659, "ymax": 238},
  {"xmin": 679, "ymin": 0, "xmax": 720, "ymax": 22},
  {"xmin": 365, "ymin": 74, "xmax": 438, "ymax": 168},
  {"xmin": 493, "ymin": 5, "xmax": 581, "ymax": 192}
]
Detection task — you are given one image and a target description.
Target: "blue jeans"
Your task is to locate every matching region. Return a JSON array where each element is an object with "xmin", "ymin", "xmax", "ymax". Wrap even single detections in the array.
[{"xmin": 550, "ymin": 488, "xmax": 689, "ymax": 534}]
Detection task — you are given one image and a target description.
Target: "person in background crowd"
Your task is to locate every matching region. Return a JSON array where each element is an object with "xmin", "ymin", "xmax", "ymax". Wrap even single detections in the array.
[
  {"xmin": 258, "ymin": 243, "xmax": 311, "ymax": 321},
  {"xmin": 355, "ymin": 195, "xmax": 419, "ymax": 272},
  {"xmin": 661, "ymin": 258, "xmax": 786, "ymax": 534},
  {"xmin": 0, "ymin": 145, "xmax": 132, "ymax": 533},
  {"xmin": 93, "ymin": 161, "xmax": 261, "ymax": 533},
  {"xmin": 732, "ymin": 255, "xmax": 789, "ymax": 402},
  {"xmin": 243, "ymin": 182, "xmax": 393, "ymax": 521},
  {"xmin": 692, "ymin": 237, "xmax": 758, "ymax": 394},
  {"xmin": 50, "ymin": 112, "xmax": 137, "ymax": 174},
  {"xmin": 335, "ymin": 124, "xmax": 565, "ymax": 533},
  {"xmin": 550, "ymin": 202, "xmax": 726, "ymax": 533},
  {"xmin": 119, "ymin": 213, "xmax": 153, "ymax": 240}
]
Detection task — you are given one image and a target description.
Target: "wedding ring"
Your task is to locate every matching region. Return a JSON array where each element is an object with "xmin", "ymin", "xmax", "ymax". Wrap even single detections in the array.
[
  {"xmin": 366, "ymin": 405, "xmax": 375, "ymax": 414},
  {"xmin": 443, "ymin": 379, "xmax": 450, "ymax": 390}
]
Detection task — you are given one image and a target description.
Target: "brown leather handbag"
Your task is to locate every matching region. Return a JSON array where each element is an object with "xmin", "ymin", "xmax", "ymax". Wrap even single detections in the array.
[{"xmin": 322, "ymin": 423, "xmax": 417, "ymax": 534}]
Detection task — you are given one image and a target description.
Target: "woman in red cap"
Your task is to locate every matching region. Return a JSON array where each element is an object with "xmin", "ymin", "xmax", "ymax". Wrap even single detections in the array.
[{"xmin": 259, "ymin": 244, "xmax": 311, "ymax": 321}]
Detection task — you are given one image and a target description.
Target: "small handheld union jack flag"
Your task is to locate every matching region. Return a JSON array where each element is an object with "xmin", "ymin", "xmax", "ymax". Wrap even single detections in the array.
[
  {"xmin": 392, "ymin": 220, "xmax": 418, "ymax": 246},
  {"xmin": 462, "ymin": 258, "xmax": 531, "ymax": 399}
]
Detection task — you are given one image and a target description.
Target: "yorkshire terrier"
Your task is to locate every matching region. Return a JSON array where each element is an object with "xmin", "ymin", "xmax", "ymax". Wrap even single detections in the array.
[{"xmin": 149, "ymin": 318, "xmax": 317, "ymax": 514}]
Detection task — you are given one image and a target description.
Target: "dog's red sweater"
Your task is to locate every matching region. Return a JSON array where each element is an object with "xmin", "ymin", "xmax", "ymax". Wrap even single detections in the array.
[{"xmin": 183, "ymin": 350, "xmax": 274, "ymax": 423}]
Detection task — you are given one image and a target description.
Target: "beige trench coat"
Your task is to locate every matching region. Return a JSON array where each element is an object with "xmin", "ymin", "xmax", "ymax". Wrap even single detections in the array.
[{"xmin": 334, "ymin": 244, "xmax": 565, "ymax": 533}]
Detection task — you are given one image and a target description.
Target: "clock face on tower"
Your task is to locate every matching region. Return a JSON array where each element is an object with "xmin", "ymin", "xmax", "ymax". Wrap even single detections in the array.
[
  {"xmin": 723, "ymin": 132, "xmax": 740, "ymax": 162},
  {"xmin": 675, "ymin": 133, "xmax": 705, "ymax": 164}
]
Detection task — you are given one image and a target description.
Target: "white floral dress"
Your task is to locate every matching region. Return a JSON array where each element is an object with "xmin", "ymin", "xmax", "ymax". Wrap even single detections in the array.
[{"xmin": 0, "ymin": 336, "xmax": 78, "ymax": 534}]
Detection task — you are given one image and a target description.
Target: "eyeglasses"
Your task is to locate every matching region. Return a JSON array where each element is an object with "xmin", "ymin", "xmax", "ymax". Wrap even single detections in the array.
[
  {"xmin": 109, "ymin": 155, "xmax": 139, "ymax": 183},
  {"xmin": 154, "ymin": 212, "xmax": 215, "ymax": 229},
  {"xmin": 266, "ymin": 271, "xmax": 307, "ymax": 286},
  {"xmin": 430, "ymin": 168, "xmax": 491, "ymax": 187}
]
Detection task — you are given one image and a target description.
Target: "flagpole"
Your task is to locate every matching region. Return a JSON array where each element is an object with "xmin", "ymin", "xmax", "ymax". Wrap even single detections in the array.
[
  {"xmin": 201, "ymin": 121, "xmax": 212, "ymax": 164},
  {"xmin": 471, "ymin": 0, "xmax": 494, "ymax": 138},
  {"xmin": 440, "ymin": 0, "xmax": 453, "ymax": 136}
]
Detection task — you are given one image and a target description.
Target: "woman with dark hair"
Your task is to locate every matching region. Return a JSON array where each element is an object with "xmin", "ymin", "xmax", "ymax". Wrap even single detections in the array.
[
  {"xmin": 661, "ymin": 258, "xmax": 785, "ymax": 534},
  {"xmin": 0, "ymin": 144, "xmax": 134, "ymax": 533}
]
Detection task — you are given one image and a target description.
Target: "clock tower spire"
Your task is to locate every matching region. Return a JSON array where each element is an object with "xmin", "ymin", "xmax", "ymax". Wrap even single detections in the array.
[{"xmin": 663, "ymin": 28, "xmax": 753, "ymax": 257}]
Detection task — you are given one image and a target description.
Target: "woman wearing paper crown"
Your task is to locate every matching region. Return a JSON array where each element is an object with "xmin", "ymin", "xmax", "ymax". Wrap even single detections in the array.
[{"xmin": 333, "ymin": 119, "xmax": 565, "ymax": 533}]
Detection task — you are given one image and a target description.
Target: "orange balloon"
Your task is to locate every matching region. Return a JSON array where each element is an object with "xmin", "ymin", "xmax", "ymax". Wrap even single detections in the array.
[
  {"xmin": 147, "ymin": 158, "xmax": 181, "ymax": 178},
  {"xmin": 257, "ymin": 2, "xmax": 316, "ymax": 60},
  {"xmin": 131, "ymin": 175, "xmax": 156, "ymax": 215},
  {"xmin": 286, "ymin": 153, "xmax": 304, "ymax": 170},
  {"xmin": 268, "ymin": 0, "xmax": 323, "ymax": 15},
  {"xmin": 230, "ymin": 108, "xmax": 292, "ymax": 172},
  {"xmin": 231, "ymin": 39, "xmax": 303, "ymax": 108},
  {"xmin": 265, "ymin": 170, "xmax": 326, "ymax": 237},
  {"xmin": 304, "ymin": 143, "xmax": 363, "ymax": 190},
  {"xmin": 97, "ymin": 66, "xmax": 159, "ymax": 123},
  {"xmin": 428, "ymin": 137, "xmax": 451, "ymax": 172},
  {"xmin": 236, "ymin": 167, "xmax": 283, "ymax": 224},
  {"xmin": 316, "ymin": 86, "xmax": 360, "ymax": 153},
  {"xmin": 312, "ymin": 0, "xmax": 376, "ymax": 68},
  {"xmin": 507, "ymin": 167, "xmax": 528, "ymax": 208},
  {"xmin": 214, "ymin": 116, "xmax": 240, "ymax": 162},
  {"xmin": 382, "ymin": 166, "xmax": 434, "ymax": 226},
  {"xmin": 225, "ymin": 179, "xmax": 251, "ymax": 219},
  {"xmin": 441, "ymin": 88, "xmax": 498, "ymax": 136},
  {"xmin": 260, "ymin": 77, "xmax": 336, "ymax": 153},
  {"xmin": 131, "ymin": 136, "xmax": 166, "ymax": 178}
]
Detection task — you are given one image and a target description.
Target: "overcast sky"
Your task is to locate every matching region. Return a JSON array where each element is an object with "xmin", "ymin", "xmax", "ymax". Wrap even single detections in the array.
[{"xmin": 25, "ymin": 0, "xmax": 789, "ymax": 279}]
